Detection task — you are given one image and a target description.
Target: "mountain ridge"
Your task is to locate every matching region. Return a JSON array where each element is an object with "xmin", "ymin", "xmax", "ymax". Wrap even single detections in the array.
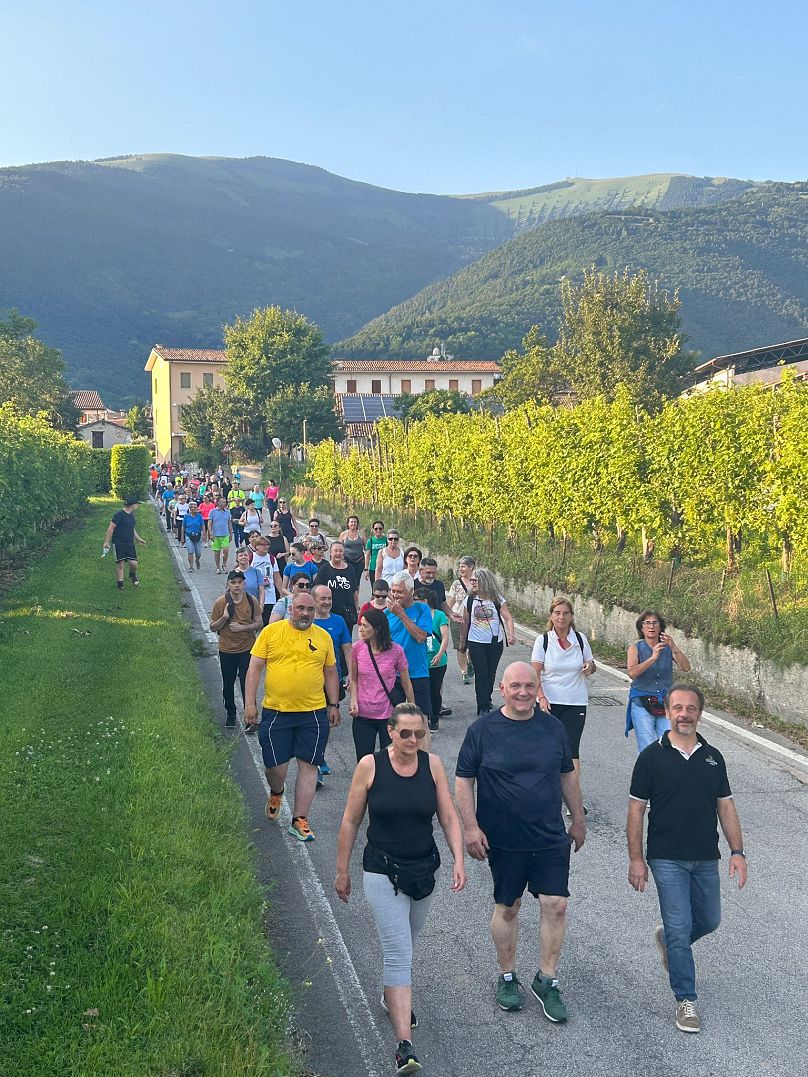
[{"xmin": 0, "ymin": 153, "xmax": 794, "ymax": 405}]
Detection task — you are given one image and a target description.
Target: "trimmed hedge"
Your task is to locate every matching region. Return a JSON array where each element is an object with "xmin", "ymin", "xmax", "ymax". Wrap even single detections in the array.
[
  {"xmin": 0, "ymin": 403, "xmax": 95, "ymax": 554},
  {"xmin": 91, "ymin": 447, "xmax": 112, "ymax": 493},
  {"xmin": 111, "ymin": 443, "xmax": 150, "ymax": 502}
]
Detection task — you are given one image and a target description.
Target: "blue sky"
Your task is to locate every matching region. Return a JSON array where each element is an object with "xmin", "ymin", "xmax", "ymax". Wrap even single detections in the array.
[{"xmin": 2, "ymin": 0, "xmax": 805, "ymax": 193}]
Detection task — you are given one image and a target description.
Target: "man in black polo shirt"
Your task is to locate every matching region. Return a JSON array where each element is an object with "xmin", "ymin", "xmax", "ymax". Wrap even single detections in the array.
[
  {"xmin": 455, "ymin": 661, "xmax": 586, "ymax": 1023},
  {"xmin": 627, "ymin": 683, "xmax": 748, "ymax": 1034}
]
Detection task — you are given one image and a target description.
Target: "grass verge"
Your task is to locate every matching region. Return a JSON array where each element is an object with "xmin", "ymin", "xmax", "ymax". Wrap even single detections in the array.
[{"xmin": 0, "ymin": 497, "xmax": 293, "ymax": 1076}]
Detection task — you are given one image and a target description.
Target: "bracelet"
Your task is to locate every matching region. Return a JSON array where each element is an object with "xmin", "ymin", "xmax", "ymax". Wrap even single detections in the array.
[
  {"xmin": 328, "ymin": 702, "xmax": 340, "ymax": 709},
  {"xmin": 730, "ymin": 849, "xmax": 746, "ymax": 857}
]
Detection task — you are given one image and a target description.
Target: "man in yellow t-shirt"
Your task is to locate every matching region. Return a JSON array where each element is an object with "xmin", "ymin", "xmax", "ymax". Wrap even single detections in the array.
[{"xmin": 245, "ymin": 591, "xmax": 341, "ymax": 843}]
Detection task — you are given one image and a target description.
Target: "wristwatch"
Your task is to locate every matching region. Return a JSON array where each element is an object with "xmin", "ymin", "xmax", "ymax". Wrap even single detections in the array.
[
  {"xmin": 730, "ymin": 849, "xmax": 746, "ymax": 857},
  {"xmin": 328, "ymin": 703, "xmax": 340, "ymax": 710}
]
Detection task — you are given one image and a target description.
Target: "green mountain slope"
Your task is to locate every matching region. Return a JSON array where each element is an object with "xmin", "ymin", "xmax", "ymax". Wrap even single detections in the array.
[
  {"xmin": 0, "ymin": 154, "xmax": 511, "ymax": 404},
  {"xmin": 337, "ymin": 184, "xmax": 808, "ymax": 363},
  {"xmin": 467, "ymin": 173, "xmax": 757, "ymax": 229}
]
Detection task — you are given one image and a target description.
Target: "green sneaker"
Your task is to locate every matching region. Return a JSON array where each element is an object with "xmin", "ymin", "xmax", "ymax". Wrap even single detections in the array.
[
  {"xmin": 496, "ymin": 973, "xmax": 523, "ymax": 1011},
  {"xmin": 530, "ymin": 973, "xmax": 568, "ymax": 1023}
]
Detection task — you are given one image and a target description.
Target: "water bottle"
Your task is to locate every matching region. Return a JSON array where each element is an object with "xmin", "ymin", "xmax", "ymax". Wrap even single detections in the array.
[{"xmin": 102, "ymin": 546, "xmax": 109, "ymax": 558}]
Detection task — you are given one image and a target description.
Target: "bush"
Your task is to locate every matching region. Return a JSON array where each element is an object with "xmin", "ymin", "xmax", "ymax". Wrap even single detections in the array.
[
  {"xmin": 111, "ymin": 444, "xmax": 150, "ymax": 502},
  {"xmin": 91, "ymin": 447, "xmax": 112, "ymax": 493},
  {"xmin": 0, "ymin": 403, "xmax": 95, "ymax": 554}
]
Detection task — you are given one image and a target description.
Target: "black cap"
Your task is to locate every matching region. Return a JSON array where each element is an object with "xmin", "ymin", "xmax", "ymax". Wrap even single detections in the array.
[{"xmin": 226, "ymin": 570, "xmax": 246, "ymax": 581}]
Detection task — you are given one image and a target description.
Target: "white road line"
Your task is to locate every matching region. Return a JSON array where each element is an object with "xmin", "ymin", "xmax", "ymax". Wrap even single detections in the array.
[
  {"xmin": 512, "ymin": 618, "xmax": 808, "ymax": 771},
  {"xmin": 162, "ymin": 515, "xmax": 387, "ymax": 1077}
]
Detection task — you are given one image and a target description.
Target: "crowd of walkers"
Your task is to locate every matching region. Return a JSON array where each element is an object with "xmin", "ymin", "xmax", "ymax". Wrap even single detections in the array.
[{"xmin": 104, "ymin": 464, "xmax": 748, "ymax": 1076}]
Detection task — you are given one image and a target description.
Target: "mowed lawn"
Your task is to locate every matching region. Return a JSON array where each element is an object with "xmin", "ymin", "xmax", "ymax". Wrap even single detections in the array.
[{"xmin": 0, "ymin": 498, "xmax": 293, "ymax": 1076}]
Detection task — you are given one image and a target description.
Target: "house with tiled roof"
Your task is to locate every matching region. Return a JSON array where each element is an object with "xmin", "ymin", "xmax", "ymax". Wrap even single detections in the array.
[
  {"xmin": 145, "ymin": 345, "xmax": 227, "ymax": 461},
  {"xmin": 72, "ymin": 389, "xmax": 132, "ymax": 448},
  {"xmin": 334, "ymin": 348, "xmax": 500, "ymax": 397}
]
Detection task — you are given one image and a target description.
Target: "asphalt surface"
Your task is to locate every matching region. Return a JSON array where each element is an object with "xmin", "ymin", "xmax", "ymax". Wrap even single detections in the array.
[{"xmin": 159, "ymin": 510, "xmax": 808, "ymax": 1077}]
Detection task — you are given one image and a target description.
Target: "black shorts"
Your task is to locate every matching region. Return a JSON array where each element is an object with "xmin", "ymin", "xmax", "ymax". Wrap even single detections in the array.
[
  {"xmin": 258, "ymin": 708, "xmax": 329, "ymax": 767},
  {"xmin": 548, "ymin": 704, "xmax": 587, "ymax": 758},
  {"xmin": 488, "ymin": 844, "xmax": 571, "ymax": 906},
  {"xmin": 114, "ymin": 545, "xmax": 137, "ymax": 564}
]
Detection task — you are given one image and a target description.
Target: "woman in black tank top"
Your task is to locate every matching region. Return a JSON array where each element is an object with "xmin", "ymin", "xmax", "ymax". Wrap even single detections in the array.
[{"xmin": 336, "ymin": 704, "xmax": 466, "ymax": 1076}]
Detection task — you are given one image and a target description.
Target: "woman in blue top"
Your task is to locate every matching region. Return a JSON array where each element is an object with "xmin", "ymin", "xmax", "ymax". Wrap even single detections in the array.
[{"xmin": 626, "ymin": 609, "xmax": 691, "ymax": 752}]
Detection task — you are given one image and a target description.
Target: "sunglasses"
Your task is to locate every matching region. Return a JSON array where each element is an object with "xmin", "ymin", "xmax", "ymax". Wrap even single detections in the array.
[
  {"xmin": 279, "ymin": 500, "xmax": 287, "ymax": 504},
  {"xmin": 372, "ymin": 592, "xmax": 387, "ymax": 598},
  {"xmin": 387, "ymin": 535, "xmax": 399, "ymax": 540},
  {"xmin": 373, "ymin": 525, "xmax": 384, "ymax": 530},
  {"xmin": 394, "ymin": 728, "xmax": 427, "ymax": 740},
  {"xmin": 296, "ymin": 582, "xmax": 311, "ymax": 589}
]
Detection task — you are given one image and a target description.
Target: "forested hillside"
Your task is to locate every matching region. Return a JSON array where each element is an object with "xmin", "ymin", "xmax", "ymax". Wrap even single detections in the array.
[
  {"xmin": 0, "ymin": 154, "xmax": 510, "ymax": 404},
  {"xmin": 338, "ymin": 185, "xmax": 808, "ymax": 362}
]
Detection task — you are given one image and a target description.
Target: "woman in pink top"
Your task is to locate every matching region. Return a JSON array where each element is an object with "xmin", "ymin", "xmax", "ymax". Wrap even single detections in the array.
[
  {"xmin": 198, "ymin": 494, "xmax": 215, "ymax": 547},
  {"xmin": 349, "ymin": 608, "xmax": 413, "ymax": 762}
]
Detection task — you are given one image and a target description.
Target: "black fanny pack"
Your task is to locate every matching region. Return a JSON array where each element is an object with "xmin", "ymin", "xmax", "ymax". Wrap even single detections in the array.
[
  {"xmin": 639, "ymin": 694, "xmax": 666, "ymax": 718},
  {"xmin": 363, "ymin": 842, "xmax": 441, "ymax": 901}
]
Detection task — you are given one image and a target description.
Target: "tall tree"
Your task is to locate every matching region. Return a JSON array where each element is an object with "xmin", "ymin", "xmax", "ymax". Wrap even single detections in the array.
[
  {"xmin": 481, "ymin": 327, "xmax": 566, "ymax": 410},
  {"xmin": 554, "ymin": 267, "xmax": 695, "ymax": 409},
  {"xmin": 0, "ymin": 309, "xmax": 78, "ymax": 430},
  {"xmin": 224, "ymin": 306, "xmax": 332, "ymax": 406},
  {"xmin": 124, "ymin": 402, "xmax": 152, "ymax": 441},
  {"xmin": 264, "ymin": 384, "xmax": 344, "ymax": 447}
]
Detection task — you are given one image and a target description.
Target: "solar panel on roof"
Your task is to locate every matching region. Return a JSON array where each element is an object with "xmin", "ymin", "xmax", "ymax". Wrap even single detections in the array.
[{"xmin": 339, "ymin": 394, "xmax": 402, "ymax": 424}]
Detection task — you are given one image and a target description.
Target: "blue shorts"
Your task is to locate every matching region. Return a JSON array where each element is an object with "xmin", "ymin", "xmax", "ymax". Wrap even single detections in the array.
[
  {"xmin": 488, "ymin": 843, "xmax": 571, "ymax": 906},
  {"xmin": 258, "ymin": 708, "xmax": 329, "ymax": 768}
]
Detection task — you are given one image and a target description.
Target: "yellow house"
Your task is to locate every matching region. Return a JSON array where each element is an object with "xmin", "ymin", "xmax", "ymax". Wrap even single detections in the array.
[{"xmin": 145, "ymin": 345, "xmax": 226, "ymax": 461}]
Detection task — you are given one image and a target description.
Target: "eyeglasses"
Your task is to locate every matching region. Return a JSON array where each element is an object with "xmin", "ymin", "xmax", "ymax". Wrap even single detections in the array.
[
  {"xmin": 373, "ymin": 592, "xmax": 387, "ymax": 598},
  {"xmin": 296, "ymin": 582, "xmax": 311, "ymax": 589},
  {"xmin": 642, "ymin": 619, "xmax": 660, "ymax": 626},
  {"xmin": 278, "ymin": 500, "xmax": 287, "ymax": 504},
  {"xmin": 395, "ymin": 728, "xmax": 427, "ymax": 740},
  {"xmin": 470, "ymin": 577, "xmax": 479, "ymax": 582}
]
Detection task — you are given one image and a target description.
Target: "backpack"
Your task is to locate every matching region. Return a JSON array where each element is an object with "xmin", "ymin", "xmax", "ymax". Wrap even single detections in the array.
[
  {"xmin": 541, "ymin": 630, "xmax": 585, "ymax": 657},
  {"xmin": 465, "ymin": 593, "xmax": 507, "ymax": 645}
]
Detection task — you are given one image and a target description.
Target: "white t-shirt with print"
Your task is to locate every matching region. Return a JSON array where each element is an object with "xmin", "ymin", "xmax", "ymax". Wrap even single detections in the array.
[{"xmin": 467, "ymin": 595, "xmax": 507, "ymax": 644}]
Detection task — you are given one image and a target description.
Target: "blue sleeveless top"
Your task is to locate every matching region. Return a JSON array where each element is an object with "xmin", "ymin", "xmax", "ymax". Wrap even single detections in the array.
[{"xmin": 631, "ymin": 639, "xmax": 674, "ymax": 696}]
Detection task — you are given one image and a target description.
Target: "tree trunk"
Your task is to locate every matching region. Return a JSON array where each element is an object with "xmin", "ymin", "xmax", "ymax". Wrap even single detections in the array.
[{"xmin": 781, "ymin": 534, "xmax": 793, "ymax": 573}]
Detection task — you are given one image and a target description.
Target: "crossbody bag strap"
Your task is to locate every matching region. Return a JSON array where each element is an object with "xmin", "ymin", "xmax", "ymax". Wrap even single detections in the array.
[{"xmin": 366, "ymin": 642, "xmax": 396, "ymax": 705}]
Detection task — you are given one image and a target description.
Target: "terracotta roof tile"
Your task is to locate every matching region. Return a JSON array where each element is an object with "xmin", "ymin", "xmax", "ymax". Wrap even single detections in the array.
[
  {"xmin": 334, "ymin": 359, "xmax": 499, "ymax": 372},
  {"xmin": 72, "ymin": 390, "xmax": 106, "ymax": 410},
  {"xmin": 153, "ymin": 346, "xmax": 227, "ymax": 363}
]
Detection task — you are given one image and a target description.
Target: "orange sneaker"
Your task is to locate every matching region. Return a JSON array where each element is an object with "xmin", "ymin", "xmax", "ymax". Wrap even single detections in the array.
[
  {"xmin": 288, "ymin": 816, "xmax": 315, "ymax": 842},
  {"xmin": 266, "ymin": 789, "xmax": 284, "ymax": 822}
]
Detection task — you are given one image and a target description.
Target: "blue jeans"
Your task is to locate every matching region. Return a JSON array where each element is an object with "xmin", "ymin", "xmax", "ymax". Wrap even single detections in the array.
[
  {"xmin": 631, "ymin": 699, "xmax": 671, "ymax": 753},
  {"xmin": 649, "ymin": 859, "xmax": 721, "ymax": 1001}
]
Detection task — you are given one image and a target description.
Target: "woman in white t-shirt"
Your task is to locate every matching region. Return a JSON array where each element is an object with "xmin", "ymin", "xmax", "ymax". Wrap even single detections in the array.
[
  {"xmin": 460, "ymin": 567, "xmax": 515, "ymax": 717},
  {"xmin": 530, "ymin": 597, "xmax": 596, "ymax": 785}
]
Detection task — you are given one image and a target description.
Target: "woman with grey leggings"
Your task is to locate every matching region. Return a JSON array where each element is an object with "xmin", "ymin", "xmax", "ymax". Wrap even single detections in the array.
[{"xmin": 336, "ymin": 704, "xmax": 466, "ymax": 1076}]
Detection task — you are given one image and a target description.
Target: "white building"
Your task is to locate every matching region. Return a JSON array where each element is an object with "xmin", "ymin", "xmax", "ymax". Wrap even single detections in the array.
[{"xmin": 333, "ymin": 349, "xmax": 500, "ymax": 397}]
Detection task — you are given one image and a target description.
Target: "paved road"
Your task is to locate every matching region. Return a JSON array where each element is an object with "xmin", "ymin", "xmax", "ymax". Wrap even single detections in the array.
[{"xmin": 160, "ymin": 513, "xmax": 808, "ymax": 1077}]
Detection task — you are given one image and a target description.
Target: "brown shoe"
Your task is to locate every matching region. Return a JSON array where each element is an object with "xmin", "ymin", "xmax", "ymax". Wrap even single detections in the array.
[
  {"xmin": 675, "ymin": 1000, "xmax": 701, "ymax": 1033},
  {"xmin": 266, "ymin": 789, "xmax": 284, "ymax": 821},
  {"xmin": 655, "ymin": 925, "xmax": 669, "ymax": 972}
]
